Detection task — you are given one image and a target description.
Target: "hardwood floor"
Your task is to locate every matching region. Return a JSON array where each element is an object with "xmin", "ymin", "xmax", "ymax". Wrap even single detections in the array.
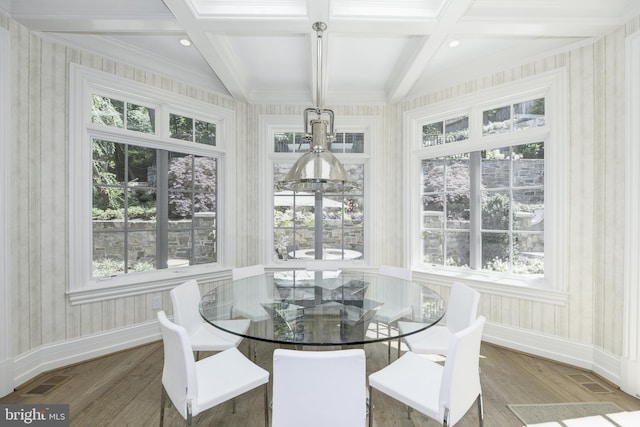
[{"xmin": 2, "ymin": 339, "xmax": 640, "ymax": 426}]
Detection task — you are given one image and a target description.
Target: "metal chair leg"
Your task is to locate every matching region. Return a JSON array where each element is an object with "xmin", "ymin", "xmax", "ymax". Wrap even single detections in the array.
[
  {"xmin": 368, "ymin": 386, "xmax": 373, "ymax": 427},
  {"xmin": 387, "ymin": 323, "xmax": 392, "ymax": 363},
  {"xmin": 186, "ymin": 400, "xmax": 193, "ymax": 426},
  {"xmin": 477, "ymin": 394, "xmax": 484, "ymax": 427},
  {"xmin": 264, "ymin": 383, "xmax": 269, "ymax": 427},
  {"xmin": 159, "ymin": 386, "xmax": 166, "ymax": 427}
]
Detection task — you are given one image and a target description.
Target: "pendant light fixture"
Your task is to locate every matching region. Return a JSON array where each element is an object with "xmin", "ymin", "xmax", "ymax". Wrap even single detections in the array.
[{"xmin": 284, "ymin": 22, "xmax": 348, "ymax": 186}]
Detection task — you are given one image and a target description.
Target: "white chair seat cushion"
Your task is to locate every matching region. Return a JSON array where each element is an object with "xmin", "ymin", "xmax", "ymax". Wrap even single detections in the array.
[
  {"xmin": 190, "ymin": 320, "xmax": 250, "ymax": 351},
  {"xmin": 400, "ymin": 324, "xmax": 452, "ymax": 355},
  {"xmin": 562, "ymin": 415, "xmax": 616, "ymax": 426},
  {"xmin": 606, "ymin": 410, "xmax": 640, "ymax": 426},
  {"xmin": 369, "ymin": 351, "xmax": 443, "ymax": 421},
  {"xmin": 194, "ymin": 347, "xmax": 269, "ymax": 415},
  {"xmin": 525, "ymin": 423, "xmax": 562, "ymax": 427}
]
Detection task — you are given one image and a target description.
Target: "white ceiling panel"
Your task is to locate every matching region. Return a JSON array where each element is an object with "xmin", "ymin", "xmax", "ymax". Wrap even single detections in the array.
[
  {"xmin": 327, "ymin": 35, "xmax": 413, "ymax": 103},
  {"xmin": 185, "ymin": 0, "xmax": 308, "ymax": 18},
  {"xmin": 227, "ymin": 34, "xmax": 309, "ymax": 90},
  {"xmin": 331, "ymin": 0, "xmax": 448, "ymax": 19}
]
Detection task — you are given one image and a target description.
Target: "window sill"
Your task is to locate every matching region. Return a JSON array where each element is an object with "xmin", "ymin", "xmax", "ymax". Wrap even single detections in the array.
[
  {"xmin": 412, "ymin": 266, "xmax": 568, "ymax": 306},
  {"xmin": 67, "ymin": 265, "xmax": 229, "ymax": 305}
]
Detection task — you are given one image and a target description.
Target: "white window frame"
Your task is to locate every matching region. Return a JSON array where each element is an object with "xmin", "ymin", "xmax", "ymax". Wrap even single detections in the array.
[
  {"xmin": 68, "ymin": 65, "xmax": 236, "ymax": 304},
  {"xmin": 406, "ymin": 70, "xmax": 568, "ymax": 298},
  {"xmin": 259, "ymin": 115, "xmax": 375, "ymax": 268}
]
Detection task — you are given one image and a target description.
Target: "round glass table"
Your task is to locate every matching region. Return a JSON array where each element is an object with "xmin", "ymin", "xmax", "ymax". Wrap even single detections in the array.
[{"xmin": 200, "ymin": 269, "xmax": 446, "ymax": 347}]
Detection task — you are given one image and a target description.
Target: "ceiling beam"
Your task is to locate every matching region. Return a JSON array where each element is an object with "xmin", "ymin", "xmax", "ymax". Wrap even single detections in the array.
[
  {"xmin": 385, "ymin": 0, "xmax": 475, "ymax": 103},
  {"xmin": 162, "ymin": 0, "xmax": 250, "ymax": 102}
]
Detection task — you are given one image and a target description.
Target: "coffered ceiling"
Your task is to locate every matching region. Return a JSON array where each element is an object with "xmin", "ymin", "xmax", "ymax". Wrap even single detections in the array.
[{"xmin": 4, "ymin": 0, "xmax": 639, "ymax": 104}]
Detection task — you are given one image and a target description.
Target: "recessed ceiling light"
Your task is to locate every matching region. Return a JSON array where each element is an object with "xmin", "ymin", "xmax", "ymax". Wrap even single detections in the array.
[
  {"xmin": 179, "ymin": 38, "xmax": 192, "ymax": 47},
  {"xmin": 448, "ymin": 40, "xmax": 460, "ymax": 48}
]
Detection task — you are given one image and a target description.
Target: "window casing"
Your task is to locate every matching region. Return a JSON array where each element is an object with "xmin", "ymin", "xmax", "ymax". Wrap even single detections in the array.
[
  {"xmin": 407, "ymin": 71, "xmax": 567, "ymax": 290},
  {"xmin": 69, "ymin": 65, "xmax": 235, "ymax": 303},
  {"xmin": 262, "ymin": 116, "xmax": 372, "ymax": 266}
]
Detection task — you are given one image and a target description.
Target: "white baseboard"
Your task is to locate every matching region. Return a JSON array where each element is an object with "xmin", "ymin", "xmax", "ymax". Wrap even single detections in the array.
[
  {"xmin": 484, "ymin": 321, "xmax": 622, "ymax": 387},
  {"xmin": 0, "ymin": 319, "xmax": 626, "ymax": 398},
  {"xmin": 2, "ymin": 320, "xmax": 160, "ymax": 397}
]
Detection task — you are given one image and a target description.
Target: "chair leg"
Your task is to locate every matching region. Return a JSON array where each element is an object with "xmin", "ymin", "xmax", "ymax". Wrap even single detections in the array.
[
  {"xmin": 397, "ymin": 337, "xmax": 401, "ymax": 360},
  {"xmin": 232, "ymin": 397, "xmax": 236, "ymax": 414},
  {"xmin": 477, "ymin": 394, "xmax": 484, "ymax": 427},
  {"xmin": 263, "ymin": 383, "xmax": 269, "ymax": 427},
  {"xmin": 387, "ymin": 323, "xmax": 391, "ymax": 363},
  {"xmin": 443, "ymin": 407, "xmax": 450, "ymax": 427},
  {"xmin": 159, "ymin": 386, "xmax": 167, "ymax": 427},
  {"xmin": 186, "ymin": 400, "xmax": 193, "ymax": 426},
  {"xmin": 368, "ymin": 386, "xmax": 373, "ymax": 427}
]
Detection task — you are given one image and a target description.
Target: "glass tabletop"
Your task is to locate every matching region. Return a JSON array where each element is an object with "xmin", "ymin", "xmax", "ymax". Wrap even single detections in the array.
[{"xmin": 200, "ymin": 269, "xmax": 446, "ymax": 347}]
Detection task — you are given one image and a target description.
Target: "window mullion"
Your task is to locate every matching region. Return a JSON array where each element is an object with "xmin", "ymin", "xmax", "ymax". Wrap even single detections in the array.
[
  {"xmin": 469, "ymin": 151, "xmax": 482, "ymax": 269},
  {"xmin": 156, "ymin": 150, "xmax": 169, "ymax": 269},
  {"xmin": 124, "ymin": 145, "xmax": 130, "ymax": 273}
]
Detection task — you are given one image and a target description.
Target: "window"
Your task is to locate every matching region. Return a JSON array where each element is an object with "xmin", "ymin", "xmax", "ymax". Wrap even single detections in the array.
[
  {"xmin": 421, "ymin": 142, "xmax": 544, "ymax": 274},
  {"xmin": 408, "ymin": 71, "xmax": 566, "ymax": 289},
  {"xmin": 422, "ymin": 115, "xmax": 468, "ymax": 147},
  {"xmin": 69, "ymin": 66, "xmax": 233, "ymax": 302},
  {"xmin": 263, "ymin": 116, "xmax": 371, "ymax": 264},
  {"xmin": 273, "ymin": 160, "xmax": 365, "ymax": 261}
]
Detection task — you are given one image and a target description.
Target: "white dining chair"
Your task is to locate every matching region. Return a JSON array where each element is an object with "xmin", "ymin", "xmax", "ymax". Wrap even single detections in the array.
[
  {"xmin": 232, "ymin": 264, "xmax": 265, "ymax": 281},
  {"xmin": 374, "ymin": 265, "xmax": 412, "ymax": 363},
  {"xmin": 369, "ymin": 316, "xmax": 486, "ymax": 427},
  {"xmin": 304, "ymin": 260, "xmax": 342, "ymax": 271},
  {"xmin": 398, "ymin": 282, "xmax": 480, "ymax": 357},
  {"xmin": 231, "ymin": 265, "xmax": 270, "ymax": 360},
  {"xmin": 606, "ymin": 410, "xmax": 640, "ymax": 426},
  {"xmin": 562, "ymin": 415, "xmax": 616, "ymax": 426},
  {"xmin": 230, "ymin": 264, "xmax": 270, "ymax": 322},
  {"xmin": 157, "ymin": 311, "xmax": 270, "ymax": 427},
  {"xmin": 170, "ymin": 279, "xmax": 250, "ymax": 360},
  {"xmin": 272, "ymin": 348, "xmax": 367, "ymax": 427}
]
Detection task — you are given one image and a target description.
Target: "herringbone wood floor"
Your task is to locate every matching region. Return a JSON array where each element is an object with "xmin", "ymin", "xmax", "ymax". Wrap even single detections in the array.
[{"xmin": 2, "ymin": 339, "xmax": 640, "ymax": 426}]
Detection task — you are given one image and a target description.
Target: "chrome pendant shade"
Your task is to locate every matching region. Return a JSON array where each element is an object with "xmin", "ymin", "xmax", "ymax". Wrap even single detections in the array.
[{"xmin": 285, "ymin": 22, "xmax": 348, "ymax": 186}]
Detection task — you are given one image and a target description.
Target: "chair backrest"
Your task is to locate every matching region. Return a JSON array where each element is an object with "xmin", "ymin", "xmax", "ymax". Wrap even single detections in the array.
[
  {"xmin": 157, "ymin": 310, "xmax": 197, "ymax": 420},
  {"xmin": 170, "ymin": 279, "xmax": 203, "ymax": 335},
  {"xmin": 232, "ymin": 264, "xmax": 265, "ymax": 281},
  {"xmin": 376, "ymin": 265, "xmax": 412, "ymax": 318},
  {"xmin": 446, "ymin": 282, "xmax": 480, "ymax": 333},
  {"xmin": 439, "ymin": 315, "xmax": 486, "ymax": 425},
  {"xmin": 272, "ymin": 349, "xmax": 367, "ymax": 427},
  {"xmin": 304, "ymin": 260, "xmax": 342, "ymax": 271},
  {"xmin": 378, "ymin": 265, "xmax": 412, "ymax": 281}
]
